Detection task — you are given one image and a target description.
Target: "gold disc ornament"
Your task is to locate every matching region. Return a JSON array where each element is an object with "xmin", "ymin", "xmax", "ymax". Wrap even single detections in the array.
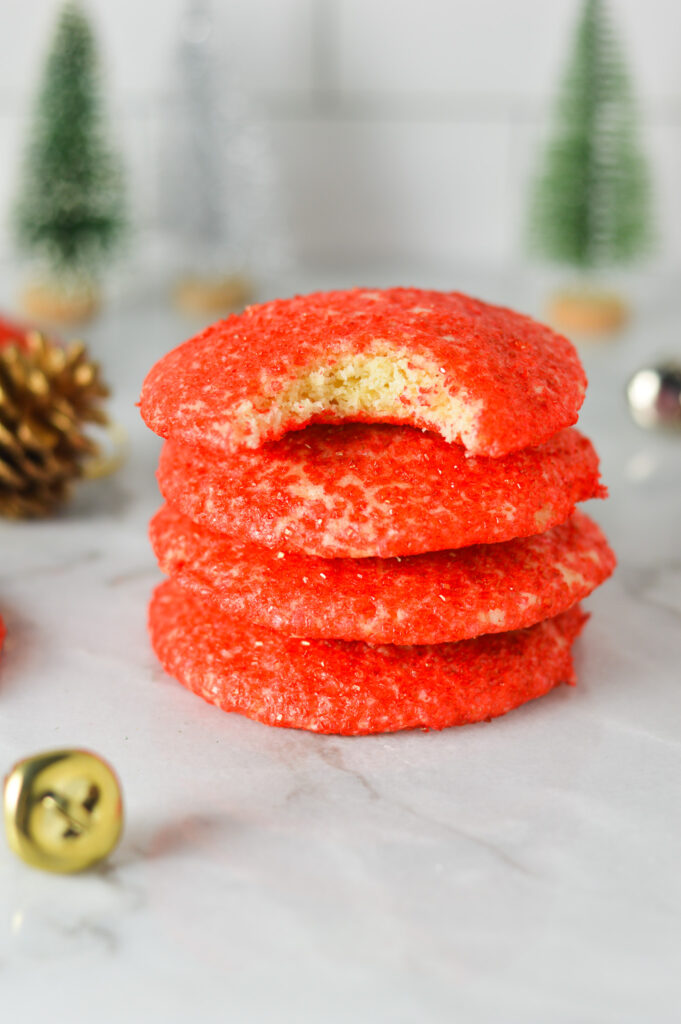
[{"xmin": 4, "ymin": 749, "xmax": 123, "ymax": 873}]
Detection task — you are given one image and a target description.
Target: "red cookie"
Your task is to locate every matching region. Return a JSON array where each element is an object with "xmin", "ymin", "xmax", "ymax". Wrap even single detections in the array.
[
  {"xmin": 140, "ymin": 288, "xmax": 586, "ymax": 458},
  {"xmin": 148, "ymin": 581, "xmax": 588, "ymax": 735},
  {"xmin": 151, "ymin": 505, "xmax": 615, "ymax": 645},
  {"xmin": 158, "ymin": 424, "xmax": 604, "ymax": 559}
]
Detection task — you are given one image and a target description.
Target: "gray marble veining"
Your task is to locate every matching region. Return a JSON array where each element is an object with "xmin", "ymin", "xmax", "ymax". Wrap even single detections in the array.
[{"xmin": 0, "ymin": 272, "xmax": 679, "ymax": 1023}]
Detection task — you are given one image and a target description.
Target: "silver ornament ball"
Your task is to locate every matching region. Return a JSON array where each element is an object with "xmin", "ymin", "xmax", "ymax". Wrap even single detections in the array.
[{"xmin": 627, "ymin": 361, "xmax": 681, "ymax": 429}]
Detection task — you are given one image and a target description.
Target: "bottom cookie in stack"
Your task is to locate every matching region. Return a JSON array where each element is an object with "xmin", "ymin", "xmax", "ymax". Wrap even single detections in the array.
[{"xmin": 149, "ymin": 580, "xmax": 588, "ymax": 735}]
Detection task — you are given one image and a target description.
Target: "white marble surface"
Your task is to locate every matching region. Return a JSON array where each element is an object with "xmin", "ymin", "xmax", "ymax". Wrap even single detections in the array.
[{"xmin": 0, "ymin": 269, "xmax": 680, "ymax": 1023}]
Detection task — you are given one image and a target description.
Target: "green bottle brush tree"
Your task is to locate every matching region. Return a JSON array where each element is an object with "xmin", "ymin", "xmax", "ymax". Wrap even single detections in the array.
[
  {"xmin": 13, "ymin": 2, "xmax": 126, "ymax": 324},
  {"xmin": 528, "ymin": 0, "xmax": 652, "ymax": 335}
]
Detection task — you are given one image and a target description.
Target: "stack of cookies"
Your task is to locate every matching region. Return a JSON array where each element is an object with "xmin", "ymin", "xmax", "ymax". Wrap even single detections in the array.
[{"xmin": 140, "ymin": 288, "xmax": 615, "ymax": 734}]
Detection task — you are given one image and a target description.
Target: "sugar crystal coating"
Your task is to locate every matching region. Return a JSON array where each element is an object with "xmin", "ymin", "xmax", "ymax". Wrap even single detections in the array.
[
  {"xmin": 151, "ymin": 504, "xmax": 615, "ymax": 645},
  {"xmin": 158, "ymin": 424, "xmax": 605, "ymax": 558},
  {"xmin": 148, "ymin": 580, "xmax": 588, "ymax": 735},
  {"xmin": 140, "ymin": 287, "xmax": 586, "ymax": 458}
]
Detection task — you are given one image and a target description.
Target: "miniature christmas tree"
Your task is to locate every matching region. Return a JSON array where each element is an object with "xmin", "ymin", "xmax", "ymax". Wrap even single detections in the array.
[
  {"xmin": 161, "ymin": 0, "xmax": 284, "ymax": 314},
  {"xmin": 528, "ymin": 0, "xmax": 652, "ymax": 333},
  {"xmin": 13, "ymin": 2, "xmax": 126, "ymax": 324}
]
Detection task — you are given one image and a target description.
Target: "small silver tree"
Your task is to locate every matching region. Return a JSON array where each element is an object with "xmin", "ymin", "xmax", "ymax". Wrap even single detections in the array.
[{"xmin": 161, "ymin": 0, "xmax": 285, "ymax": 312}]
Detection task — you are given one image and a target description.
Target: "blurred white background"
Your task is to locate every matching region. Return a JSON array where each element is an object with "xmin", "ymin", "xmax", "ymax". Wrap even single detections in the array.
[{"xmin": 0, "ymin": 0, "xmax": 679, "ymax": 274}]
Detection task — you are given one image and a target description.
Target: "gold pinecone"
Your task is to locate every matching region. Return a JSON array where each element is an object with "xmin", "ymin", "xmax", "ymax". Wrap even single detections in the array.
[{"xmin": 0, "ymin": 331, "xmax": 109, "ymax": 517}]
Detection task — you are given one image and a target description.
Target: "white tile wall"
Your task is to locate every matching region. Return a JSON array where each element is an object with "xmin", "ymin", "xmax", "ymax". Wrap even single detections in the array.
[
  {"xmin": 335, "ymin": 0, "xmax": 578, "ymax": 102},
  {"xmin": 273, "ymin": 118, "xmax": 512, "ymax": 264},
  {"xmin": 0, "ymin": 0, "xmax": 680, "ymax": 271}
]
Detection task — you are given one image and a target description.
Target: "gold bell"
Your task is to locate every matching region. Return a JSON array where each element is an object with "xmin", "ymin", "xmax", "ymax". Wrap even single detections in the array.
[{"xmin": 3, "ymin": 749, "xmax": 123, "ymax": 873}]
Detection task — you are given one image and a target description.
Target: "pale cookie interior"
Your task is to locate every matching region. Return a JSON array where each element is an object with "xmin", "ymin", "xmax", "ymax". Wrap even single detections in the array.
[{"xmin": 254, "ymin": 353, "xmax": 483, "ymax": 448}]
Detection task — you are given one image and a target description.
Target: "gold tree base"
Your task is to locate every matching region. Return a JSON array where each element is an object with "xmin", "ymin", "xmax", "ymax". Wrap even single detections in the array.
[
  {"xmin": 547, "ymin": 289, "xmax": 629, "ymax": 337},
  {"xmin": 173, "ymin": 273, "xmax": 253, "ymax": 316},
  {"xmin": 22, "ymin": 281, "xmax": 101, "ymax": 326}
]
